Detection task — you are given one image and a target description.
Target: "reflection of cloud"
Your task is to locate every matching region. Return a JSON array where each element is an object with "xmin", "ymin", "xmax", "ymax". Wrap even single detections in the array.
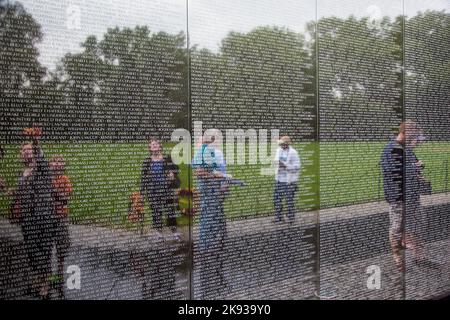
[
  {"xmin": 318, "ymin": 0, "xmax": 448, "ymax": 18},
  {"xmin": 332, "ymin": 87, "xmax": 343, "ymax": 99},
  {"xmin": 66, "ymin": 4, "xmax": 81, "ymax": 30},
  {"xmin": 404, "ymin": 0, "xmax": 449, "ymax": 16},
  {"xmin": 366, "ymin": 4, "xmax": 382, "ymax": 30},
  {"xmin": 355, "ymin": 83, "xmax": 365, "ymax": 91}
]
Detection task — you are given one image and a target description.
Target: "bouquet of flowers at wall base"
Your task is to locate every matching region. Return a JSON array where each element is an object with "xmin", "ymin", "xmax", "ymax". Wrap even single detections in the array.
[
  {"xmin": 178, "ymin": 188, "xmax": 199, "ymax": 217},
  {"xmin": 127, "ymin": 192, "xmax": 145, "ymax": 224}
]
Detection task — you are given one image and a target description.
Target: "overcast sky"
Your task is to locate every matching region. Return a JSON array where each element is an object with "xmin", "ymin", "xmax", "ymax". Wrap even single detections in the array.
[{"xmin": 18, "ymin": 0, "xmax": 448, "ymax": 71}]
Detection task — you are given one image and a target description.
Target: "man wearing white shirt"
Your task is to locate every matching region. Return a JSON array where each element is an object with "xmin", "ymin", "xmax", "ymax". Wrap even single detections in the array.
[{"xmin": 273, "ymin": 136, "xmax": 301, "ymax": 223}]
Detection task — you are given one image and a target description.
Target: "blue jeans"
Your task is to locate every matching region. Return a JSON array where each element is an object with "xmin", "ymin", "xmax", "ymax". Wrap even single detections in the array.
[
  {"xmin": 197, "ymin": 178, "xmax": 227, "ymax": 298},
  {"xmin": 197, "ymin": 178, "xmax": 226, "ymax": 251},
  {"xmin": 273, "ymin": 181, "xmax": 297, "ymax": 221}
]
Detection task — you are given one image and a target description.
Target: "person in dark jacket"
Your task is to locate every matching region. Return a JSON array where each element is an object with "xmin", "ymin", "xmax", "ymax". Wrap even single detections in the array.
[
  {"xmin": 11, "ymin": 133, "xmax": 56, "ymax": 299},
  {"xmin": 10, "ymin": 126, "xmax": 55, "ymax": 299},
  {"xmin": 380, "ymin": 121, "xmax": 426, "ymax": 272},
  {"xmin": 140, "ymin": 139, "xmax": 180, "ymax": 234}
]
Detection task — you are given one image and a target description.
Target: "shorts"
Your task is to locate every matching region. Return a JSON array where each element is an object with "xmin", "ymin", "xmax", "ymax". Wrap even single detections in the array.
[
  {"xmin": 389, "ymin": 201, "xmax": 422, "ymax": 241},
  {"xmin": 388, "ymin": 202, "xmax": 404, "ymax": 241}
]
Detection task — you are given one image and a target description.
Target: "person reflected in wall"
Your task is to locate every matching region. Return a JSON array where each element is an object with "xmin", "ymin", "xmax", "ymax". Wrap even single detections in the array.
[
  {"xmin": 49, "ymin": 155, "xmax": 73, "ymax": 299},
  {"xmin": 380, "ymin": 121, "xmax": 429, "ymax": 272},
  {"xmin": 192, "ymin": 130, "xmax": 230, "ymax": 299},
  {"xmin": 273, "ymin": 136, "xmax": 301, "ymax": 224},
  {"xmin": 140, "ymin": 138, "xmax": 180, "ymax": 239},
  {"xmin": 9, "ymin": 126, "xmax": 56, "ymax": 299}
]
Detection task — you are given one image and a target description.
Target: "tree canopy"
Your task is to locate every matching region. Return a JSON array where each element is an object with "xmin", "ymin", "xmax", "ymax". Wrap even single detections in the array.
[{"xmin": 1, "ymin": 1, "xmax": 448, "ymax": 142}]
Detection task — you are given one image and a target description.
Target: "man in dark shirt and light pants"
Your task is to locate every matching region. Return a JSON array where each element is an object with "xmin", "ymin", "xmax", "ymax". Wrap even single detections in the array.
[{"xmin": 381, "ymin": 121, "xmax": 426, "ymax": 272}]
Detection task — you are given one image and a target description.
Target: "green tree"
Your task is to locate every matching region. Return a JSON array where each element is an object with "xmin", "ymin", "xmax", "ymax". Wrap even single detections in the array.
[
  {"xmin": 191, "ymin": 26, "xmax": 314, "ymax": 140},
  {"xmin": 56, "ymin": 27, "xmax": 187, "ymax": 141},
  {"xmin": 405, "ymin": 10, "xmax": 450, "ymax": 140},
  {"xmin": 316, "ymin": 15, "xmax": 403, "ymax": 141},
  {"xmin": 0, "ymin": 0, "xmax": 46, "ymax": 141}
]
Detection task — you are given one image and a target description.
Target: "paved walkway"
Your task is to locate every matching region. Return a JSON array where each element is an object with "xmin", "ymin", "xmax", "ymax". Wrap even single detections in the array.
[{"xmin": 0, "ymin": 192, "xmax": 449, "ymax": 299}]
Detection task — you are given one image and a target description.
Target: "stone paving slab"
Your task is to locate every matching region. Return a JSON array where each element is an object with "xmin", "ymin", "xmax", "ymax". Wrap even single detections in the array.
[{"xmin": 0, "ymin": 192, "xmax": 449, "ymax": 299}]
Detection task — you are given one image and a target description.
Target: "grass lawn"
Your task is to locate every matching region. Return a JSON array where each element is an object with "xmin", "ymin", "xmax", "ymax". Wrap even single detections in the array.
[{"xmin": 1, "ymin": 141, "xmax": 449, "ymax": 228}]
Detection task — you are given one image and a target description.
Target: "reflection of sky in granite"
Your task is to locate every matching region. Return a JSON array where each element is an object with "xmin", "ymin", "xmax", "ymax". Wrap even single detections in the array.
[{"xmin": 19, "ymin": 0, "xmax": 448, "ymax": 70}]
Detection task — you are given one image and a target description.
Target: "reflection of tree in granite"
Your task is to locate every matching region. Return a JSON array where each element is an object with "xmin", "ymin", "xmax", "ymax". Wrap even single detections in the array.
[
  {"xmin": 317, "ymin": 15, "xmax": 404, "ymax": 141},
  {"xmin": 54, "ymin": 27, "xmax": 187, "ymax": 141},
  {"xmin": 191, "ymin": 26, "xmax": 315, "ymax": 140},
  {"xmin": 0, "ymin": 1, "xmax": 46, "ymax": 141},
  {"xmin": 405, "ymin": 11, "xmax": 450, "ymax": 140},
  {"xmin": 1, "ymin": 2, "xmax": 188, "ymax": 142}
]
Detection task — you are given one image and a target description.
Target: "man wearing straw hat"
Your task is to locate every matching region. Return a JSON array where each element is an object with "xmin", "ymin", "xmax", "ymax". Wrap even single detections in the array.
[{"xmin": 273, "ymin": 135, "xmax": 301, "ymax": 223}]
